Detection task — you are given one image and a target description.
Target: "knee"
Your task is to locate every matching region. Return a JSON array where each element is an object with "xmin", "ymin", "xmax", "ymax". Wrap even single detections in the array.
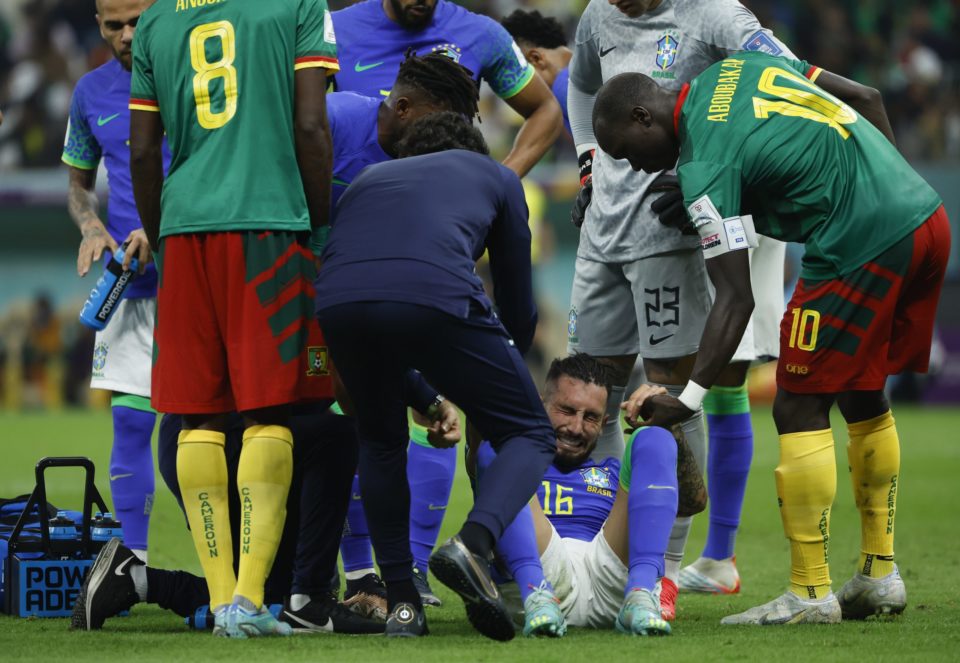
[{"xmin": 629, "ymin": 427, "xmax": 678, "ymax": 470}]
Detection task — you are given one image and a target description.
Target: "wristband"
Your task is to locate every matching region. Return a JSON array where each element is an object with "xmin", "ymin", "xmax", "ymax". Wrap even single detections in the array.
[
  {"xmin": 677, "ymin": 381, "xmax": 708, "ymax": 412},
  {"xmin": 577, "ymin": 146, "xmax": 596, "ymax": 187},
  {"xmin": 310, "ymin": 225, "xmax": 331, "ymax": 257}
]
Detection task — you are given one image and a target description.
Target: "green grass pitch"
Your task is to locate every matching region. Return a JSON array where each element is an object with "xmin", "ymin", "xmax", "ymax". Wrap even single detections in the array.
[{"xmin": 1, "ymin": 405, "xmax": 959, "ymax": 661}]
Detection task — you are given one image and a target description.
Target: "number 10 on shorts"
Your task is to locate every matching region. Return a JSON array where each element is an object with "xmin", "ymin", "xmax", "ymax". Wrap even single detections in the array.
[{"xmin": 787, "ymin": 307, "xmax": 820, "ymax": 351}]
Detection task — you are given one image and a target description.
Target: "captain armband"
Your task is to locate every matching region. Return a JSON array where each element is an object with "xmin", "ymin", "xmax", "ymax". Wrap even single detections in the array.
[{"xmin": 688, "ymin": 195, "xmax": 758, "ymax": 260}]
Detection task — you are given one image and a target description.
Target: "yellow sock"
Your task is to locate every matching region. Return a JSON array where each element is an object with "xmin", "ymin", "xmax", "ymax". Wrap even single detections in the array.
[
  {"xmin": 775, "ymin": 429, "xmax": 836, "ymax": 600},
  {"xmin": 233, "ymin": 425, "xmax": 293, "ymax": 608},
  {"xmin": 176, "ymin": 429, "xmax": 236, "ymax": 610},
  {"xmin": 847, "ymin": 411, "xmax": 899, "ymax": 578}
]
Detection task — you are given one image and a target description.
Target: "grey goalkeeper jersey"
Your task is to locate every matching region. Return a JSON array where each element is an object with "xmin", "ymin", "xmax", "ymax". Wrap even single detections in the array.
[{"xmin": 569, "ymin": 0, "xmax": 794, "ymax": 263}]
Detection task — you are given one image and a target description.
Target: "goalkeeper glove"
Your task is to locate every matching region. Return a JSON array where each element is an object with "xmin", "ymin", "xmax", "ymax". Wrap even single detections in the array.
[
  {"xmin": 571, "ymin": 146, "xmax": 596, "ymax": 228},
  {"xmin": 648, "ymin": 173, "xmax": 694, "ymax": 234}
]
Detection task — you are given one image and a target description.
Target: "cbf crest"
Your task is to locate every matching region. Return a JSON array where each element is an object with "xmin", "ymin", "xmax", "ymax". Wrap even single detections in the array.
[
  {"xmin": 306, "ymin": 346, "xmax": 330, "ymax": 377},
  {"xmin": 567, "ymin": 307, "xmax": 579, "ymax": 343},
  {"xmin": 580, "ymin": 466, "xmax": 611, "ymax": 489},
  {"xmin": 653, "ymin": 32, "xmax": 680, "ymax": 79},
  {"xmin": 431, "ymin": 43, "xmax": 462, "ymax": 63},
  {"xmin": 92, "ymin": 342, "xmax": 108, "ymax": 377}
]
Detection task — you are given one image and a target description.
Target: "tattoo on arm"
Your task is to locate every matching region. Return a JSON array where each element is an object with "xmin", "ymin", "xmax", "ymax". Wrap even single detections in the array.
[
  {"xmin": 67, "ymin": 169, "xmax": 101, "ymax": 230},
  {"xmin": 673, "ymin": 425, "xmax": 707, "ymax": 517}
]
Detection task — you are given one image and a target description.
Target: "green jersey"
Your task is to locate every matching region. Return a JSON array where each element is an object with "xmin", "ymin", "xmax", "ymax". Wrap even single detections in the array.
[
  {"xmin": 130, "ymin": 0, "xmax": 339, "ymax": 238},
  {"xmin": 677, "ymin": 51, "xmax": 942, "ymax": 279}
]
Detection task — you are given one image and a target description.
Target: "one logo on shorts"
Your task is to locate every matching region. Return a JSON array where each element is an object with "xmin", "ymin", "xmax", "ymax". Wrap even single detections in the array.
[
  {"xmin": 92, "ymin": 342, "xmax": 108, "ymax": 376},
  {"xmin": 785, "ymin": 363, "xmax": 810, "ymax": 375},
  {"xmin": 701, "ymin": 233, "xmax": 721, "ymax": 251},
  {"xmin": 580, "ymin": 466, "xmax": 611, "ymax": 489},
  {"xmin": 567, "ymin": 307, "xmax": 579, "ymax": 342},
  {"xmin": 306, "ymin": 346, "xmax": 330, "ymax": 377},
  {"xmin": 655, "ymin": 33, "xmax": 680, "ymax": 71},
  {"xmin": 431, "ymin": 43, "xmax": 462, "ymax": 63}
]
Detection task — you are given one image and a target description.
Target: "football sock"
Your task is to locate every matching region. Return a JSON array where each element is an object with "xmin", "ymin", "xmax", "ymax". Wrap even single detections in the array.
[
  {"xmin": 176, "ymin": 429, "xmax": 236, "ymax": 610},
  {"xmin": 776, "ymin": 429, "xmax": 836, "ymax": 600},
  {"xmin": 109, "ymin": 395, "xmax": 156, "ymax": 557},
  {"xmin": 130, "ymin": 563, "xmax": 148, "ymax": 602},
  {"xmin": 660, "ymin": 384, "xmax": 706, "ymax": 574},
  {"xmin": 386, "ymin": 579, "xmax": 422, "ymax": 611},
  {"xmin": 407, "ymin": 425, "xmax": 457, "ymax": 572},
  {"xmin": 145, "ymin": 566, "xmax": 210, "ymax": 617},
  {"xmin": 846, "ymin": 411, "xmax": 899, "ymax": 578},
  {"xmin": 592, "ymin": 384, "xmax": 626, "ymax": 460},
  {"xmin": 458, "ymin": 521, "xmax": 495, "ymax": 559},
  {"xmin": 234, "ymin": 425, "xmax": 293, "ymax": 609},
  {"xmin": 622, "ymin": 427, "xmax": 678, "ymax": 593},
  {"xmin": 702, "ymin": 383, "xmax": 753, "ymax": 561},
  {"xmin": 480, "ymin": 437, "xmax": 549, "ymax": 603},
  {"xmin": 340, "ymin": 473, "xmax": 376, "ymax": 574}
]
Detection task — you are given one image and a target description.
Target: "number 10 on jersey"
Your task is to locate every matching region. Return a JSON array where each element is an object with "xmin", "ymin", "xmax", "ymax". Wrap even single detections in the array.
[{"xmin": 189, "ymin": 21, "xmax": 238, "ymax": 130}]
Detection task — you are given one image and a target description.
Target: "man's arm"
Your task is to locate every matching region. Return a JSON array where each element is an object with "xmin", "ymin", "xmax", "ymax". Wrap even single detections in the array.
[
  {"xmin": 487, "ymin": 169, "xmax": 537, "ymax": 353},
  {"xmin": 500, "ymin": 76, "xmax": 563, "ymax": 178},
  {"xmin": 293, "ymin": 67, "xmax": 333, "ymax": 238},
  {"xmin": 67, "ymin": 167, "xmax": 118, "ymax": 276},
  {"xmin": 129, "ymin": 110, "xmax": 165, "ymax": 251},
  {"xmin": 813, "ymin": 69, "xmax": 895, "ymax": 145},
  {"xmin": 626, "ymin": 249, "xmax": 753, "ymax": 429}
]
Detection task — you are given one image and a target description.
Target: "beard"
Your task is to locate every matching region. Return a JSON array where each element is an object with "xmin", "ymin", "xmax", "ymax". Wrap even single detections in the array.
[
  {"xmin": 389, "ymin": 0, "xmax": 436, "ymax": 29},
  {"xmin": 113, "ymin": 44, "xmax": 132, "ymax": 71},
  {"xmin": 552, "ymin": 432, "xmax": 594, "ymax": 472}
]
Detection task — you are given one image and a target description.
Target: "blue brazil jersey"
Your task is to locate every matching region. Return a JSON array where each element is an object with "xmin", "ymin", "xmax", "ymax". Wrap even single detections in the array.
[
  {"xmin": 332, "ymin": 0, "xmax": 534, "ymax": 99},
  {"xmin": 327, "ymin": 92, "xmax": 390, "ymax": 209},
  {"xmin": 538, "ymin": 456, "xmax": 619, "ymax": 542},
  {"xmin": 62, "ymin": 59, "xmax": 170, "ymax": 299},
  {"xmin": 552, "ymin": 66, "xmax": 571, "ymax": 136}
]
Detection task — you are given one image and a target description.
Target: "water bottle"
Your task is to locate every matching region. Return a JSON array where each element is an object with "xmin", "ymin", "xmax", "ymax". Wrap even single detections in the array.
[
  {"xmin": 79, "ymin": 243, "xmax": 139, "ymax": 330},
  {"xmin": 48, "ymin": 511, "xmax": 80, "ymax": 560},
  {"xmin": 185, "ymin": 604, "xmax": 283, "ymax": 630},
  {"xmin": 91, "ymin": 512, "xmax": 124, "ymax": 548}
]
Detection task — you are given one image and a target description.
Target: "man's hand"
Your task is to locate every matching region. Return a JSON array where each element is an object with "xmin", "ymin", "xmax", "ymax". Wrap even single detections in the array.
[
  {"xmin": 622, "ymin": 383, "xmax": 693, "ymax": 430},
  {"xmin": 123, "ymin": 229, "xmax": 153, "ymax": 274},
  {"xmin": 571, "ymin": 178, "xmax": 592, "ymax": 228},
  {"xmin": 648, "ymin": 173, "xmax": 691, "ymax": 232},
  {"xmin": 426, "ymin": 399, "xmax": 461, "ymax": 449},
  {"xmin": 78, "ymin": 219, "xmax": 119, "ymax": 277}
]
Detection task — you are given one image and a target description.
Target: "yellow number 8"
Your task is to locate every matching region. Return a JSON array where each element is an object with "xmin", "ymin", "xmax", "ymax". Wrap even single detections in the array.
[{"xmin": 189, "ymin": 21, "xmax": 238, "ymax": 130}]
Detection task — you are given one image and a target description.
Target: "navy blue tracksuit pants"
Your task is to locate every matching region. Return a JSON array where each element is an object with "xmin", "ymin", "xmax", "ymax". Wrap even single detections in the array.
[{"xmin": 317, "ymin": 301, "xmax": 556, "ymax": 585}]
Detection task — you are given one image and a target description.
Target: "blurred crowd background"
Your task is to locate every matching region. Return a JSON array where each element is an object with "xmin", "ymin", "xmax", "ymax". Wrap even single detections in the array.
[{"xmin": 0, "ymin": 0, "xmax": 958, "ymax": 410}]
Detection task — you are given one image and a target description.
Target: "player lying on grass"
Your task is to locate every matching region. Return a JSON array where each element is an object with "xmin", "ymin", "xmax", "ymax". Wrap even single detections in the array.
[
  {"xmin": 477, "ymin": 353, "xmax": 706, "ymax": 637},
  {"xmin": 594, "ymin": 52, "xmax": 950, "ymax": 624},
  {"xmin": 324, "ymin": 51, "xmax": 480, "ymax": 613},
  {"xmin": 71, "ymin": 394, "xmax": 458, "ymax": 634}
]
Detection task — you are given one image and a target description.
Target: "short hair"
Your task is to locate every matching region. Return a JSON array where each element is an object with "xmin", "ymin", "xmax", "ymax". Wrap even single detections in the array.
[
  {"xmin": 396, "ymin": 111, "xmax": 490, "ymax": 158},
  {"xmin": 544, "ymin": 353, "xmax": 612, "ymax": 399},
  {"xmin": 501, "ymin": 9, "xmax": 568, "ymax": 49},
  {"xmin": 593, "ymin": 72, "xmax": 659, "ymax": 129},
  {"xmin": 395, "ymin": 50, "xmax": 480, "ymax": 121}
]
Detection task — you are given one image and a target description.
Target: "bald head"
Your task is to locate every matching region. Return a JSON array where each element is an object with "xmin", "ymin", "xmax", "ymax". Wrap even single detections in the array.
[{"xmin": 592, "ymin": 72, "xmax": 680, "ymax": 174}]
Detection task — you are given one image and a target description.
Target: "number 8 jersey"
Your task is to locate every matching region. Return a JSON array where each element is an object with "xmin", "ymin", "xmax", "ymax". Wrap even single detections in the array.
[
  {"xmin": 130, "ymin": 0, "xmax": 339, "ymax": 238},
  {"xmin": 677, "ymin": 52, "xmax": 942, "ymax": 281}
]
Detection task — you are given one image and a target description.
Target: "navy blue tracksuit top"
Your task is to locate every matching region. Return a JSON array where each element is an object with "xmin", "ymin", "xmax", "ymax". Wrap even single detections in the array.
[{"xmin": 315, "ymin": 149, "xmax": 537, "ymax": 353}]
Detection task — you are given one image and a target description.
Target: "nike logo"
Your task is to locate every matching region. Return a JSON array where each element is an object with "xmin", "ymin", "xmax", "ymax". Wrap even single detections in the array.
[
  {"xmin": 97, "ymin": 113, "xmax": 121, "ymax": 126},
  {"xmin": 646, "ymin": 484, "xmax": 677, "ymax": 490},
  {"xmin": 427, "ymin": 504, "xmax": 446, "ymax": 511},
  {"xmin": 599, "ymin": 45, "xmax": 617, "ymax": 57},
  {"xmin": 282, "ymin": 610, "xmax": 334, "ymax": 632},
  {"xmin": 354, "ymin": 60, "xmax": 384, "ymax": 72},
  {"xmin": 110, "ymin": 473, "xmax": 134, "ymax": 481},
  {"xmin": 115, "ymin": 557, "xmax": 134, "ymax": 576},
  {"xmin": 649, "ymin": 333, "xmax": 674, "ymax": 345}
]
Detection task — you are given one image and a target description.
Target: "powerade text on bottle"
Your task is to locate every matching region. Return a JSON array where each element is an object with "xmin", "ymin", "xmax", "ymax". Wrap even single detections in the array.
[{"xmin": 79, "ymin": 243, "xmax": 139, "ymax": 330}]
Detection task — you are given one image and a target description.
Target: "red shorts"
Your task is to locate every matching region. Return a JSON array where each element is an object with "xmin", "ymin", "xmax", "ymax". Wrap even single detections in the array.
[
  {"xmin": 777, "ymin": 205, "xmax": 950, "ymax": 393},
  {"xmin": 152, "ymin": 231, "xmax": 332, "ymax": 414}
]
